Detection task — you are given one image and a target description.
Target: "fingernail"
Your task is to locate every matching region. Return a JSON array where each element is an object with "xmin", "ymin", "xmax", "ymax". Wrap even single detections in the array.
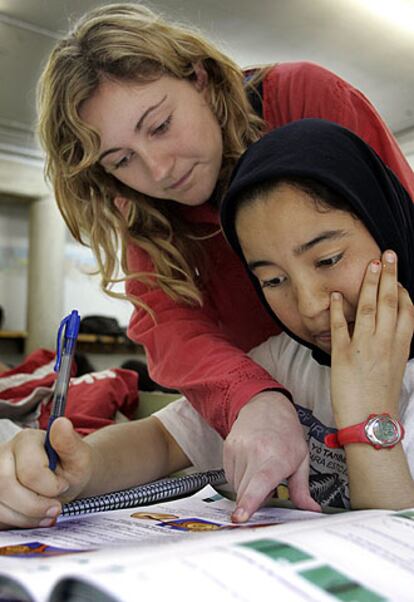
[
  {"xmin": 385, "ymin": 251, "xmax": 395, "ymax": 263},
  {"xmin": 331, "ymin": 292, "xmax": 341, "ymax": 300},
  {"xmin": 46, "ymin": 505, "xmax": 61, "ymax": 518},
  {"xmin": 39, "ymin": 517, "xmax": 56, "ymax": 527},
  {"xmin": 370, "ymin": 260, "xmax": 381, "ymax": 272},
  {"xmin": 232, "ymin": 507, "xmax": 248, "ymax": 523}
]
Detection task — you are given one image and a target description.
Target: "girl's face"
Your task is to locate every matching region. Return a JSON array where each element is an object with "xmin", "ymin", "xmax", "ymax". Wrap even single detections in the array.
[
  {"xmin": 235, "ymin": 183, "xmax": 381, "ymax": 354},
  {"xmin": 80, "ymin": 68, "xmax": 223, "ymax": 206}
]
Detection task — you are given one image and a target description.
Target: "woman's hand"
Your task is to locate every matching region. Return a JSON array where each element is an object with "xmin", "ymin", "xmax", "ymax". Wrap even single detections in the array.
[
  {"xmin": 223, "ymin": 391, "xmax": 321, "ymax": 523},
  {"xmin": 0, "ymin": 418, "xmax": 93, "ymax": 530},
  {"xmin": 330, "ymin": 250, "xmax": 414, "ymax": 426}
]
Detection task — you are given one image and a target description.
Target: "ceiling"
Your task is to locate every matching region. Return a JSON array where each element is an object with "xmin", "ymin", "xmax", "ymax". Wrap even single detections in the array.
[{"xmin": 0, "ymin": 0, "xmax": 413, "ymax": 158}]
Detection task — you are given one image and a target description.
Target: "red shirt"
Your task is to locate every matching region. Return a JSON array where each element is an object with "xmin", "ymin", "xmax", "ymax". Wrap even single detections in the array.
[{"xmin": 127, "ymin": 61, "xmax": 414, "ymax": 437}]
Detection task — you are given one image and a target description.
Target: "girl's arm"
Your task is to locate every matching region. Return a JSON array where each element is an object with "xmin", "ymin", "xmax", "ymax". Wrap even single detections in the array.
[
  {"xmin": 330, "ymin": 250, "xmax": 414, "ymax": 509},
  {"xmin": 81, "ymin": 416, "xmax": 190, "ymax": 497},
  {"xmin": 0, "ymin": 415, "xmax": 190, "ymax": 530}
]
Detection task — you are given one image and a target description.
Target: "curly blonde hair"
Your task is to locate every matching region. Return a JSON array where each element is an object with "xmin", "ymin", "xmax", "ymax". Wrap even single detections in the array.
[{"xmin": 37, "ymin": 3, "xmax": 266, "ymax": 309}]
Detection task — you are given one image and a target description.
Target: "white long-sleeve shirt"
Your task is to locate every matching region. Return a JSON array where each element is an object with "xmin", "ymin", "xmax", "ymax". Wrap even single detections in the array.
[{"xmin": 155, "ymin": 333, "xmax": 414, "ymax": 510}]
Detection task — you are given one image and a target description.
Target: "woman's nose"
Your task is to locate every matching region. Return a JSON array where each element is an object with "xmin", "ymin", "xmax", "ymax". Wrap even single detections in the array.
[{"xmin": 141, "ymin": 147, "xmax": 174, "ymax": 183}]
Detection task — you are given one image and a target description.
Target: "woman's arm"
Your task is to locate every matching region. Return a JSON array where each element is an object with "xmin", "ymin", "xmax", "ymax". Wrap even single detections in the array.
[
  {"xmin": 126, "ymin": 240, "xmax": 281, "ymax": 437},
  {"xmin": 263, "ymin": 61, "xmax": 414, "ymax": 200},
  {"xmin": 330, "ymin": 250, "xmax": 414, "ymax": 509},
  {"xmin": 126, "ymin": 243, "xmax": 318, "ymax": 519}
]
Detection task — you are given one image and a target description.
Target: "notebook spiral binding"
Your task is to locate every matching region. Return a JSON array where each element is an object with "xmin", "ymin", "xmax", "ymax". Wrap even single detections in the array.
[{"xmin": 62, "ymin": 469, "xmax": 226, "ymax": 517}]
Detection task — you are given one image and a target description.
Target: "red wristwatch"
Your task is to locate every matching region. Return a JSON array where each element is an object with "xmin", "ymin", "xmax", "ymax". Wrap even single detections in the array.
[{"xmin": 324, "ymin": 414, "xmax": 404, "ymax": 450}]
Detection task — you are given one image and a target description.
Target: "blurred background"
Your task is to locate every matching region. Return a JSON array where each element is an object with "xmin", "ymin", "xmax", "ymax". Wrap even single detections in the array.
[{"xmin": 0, "ymin": 0, "xmax": 413, "ymax": 367}]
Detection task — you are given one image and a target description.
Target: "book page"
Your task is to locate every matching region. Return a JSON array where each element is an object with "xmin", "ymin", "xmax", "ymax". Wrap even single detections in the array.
[
  {"xmin": 0, "ymin": 485, "xmax": 323, "ymax": 601},
  {"xmin": 0, "ymin": 486, "xmax": 322, "ymax": 552},
  {"xmin": 4, "ymin": 488, "xmax": 413, "ymax": 602},
  {"xmin": 49, "ymin": 508, "xmax": 414, "ymax": 602}
]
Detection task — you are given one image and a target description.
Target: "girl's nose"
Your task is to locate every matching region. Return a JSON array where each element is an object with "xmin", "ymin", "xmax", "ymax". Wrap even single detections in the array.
[{"xmin": 296, "ymin": 281, "xmax": 330, "ymax": 319}]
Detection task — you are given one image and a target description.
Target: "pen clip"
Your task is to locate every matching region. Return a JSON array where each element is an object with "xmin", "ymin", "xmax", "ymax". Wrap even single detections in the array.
[{"xmin": 54, "ymin": 310, "xmax": 81, "ymax": 372}]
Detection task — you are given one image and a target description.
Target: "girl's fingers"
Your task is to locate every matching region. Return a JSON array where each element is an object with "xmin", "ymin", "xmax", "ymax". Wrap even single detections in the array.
[
  {"xmin": 0, "ymin": 450, "xmax": 61, "ymax": 528},
  {"xmin": 13, "ymin": 430, "xmax": 63, "ymax": 498},
  {"xmin": 376, "ymin": 251, "xmax": 399, "ymax": 337},
  {"xmin": 330, "ymin": 292, "xmax": 350, "ymax": 352},
  {"xmin": 395, "ymin": 284, "xmax": 414, "ymax": 355},
  {"xmin": 352, "ymin": 259, "xmax": 381, "ymax": 339}
]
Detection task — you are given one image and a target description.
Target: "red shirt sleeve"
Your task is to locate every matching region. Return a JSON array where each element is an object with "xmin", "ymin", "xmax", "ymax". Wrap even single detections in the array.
[
  {"xmin": 126, "ymin": 243, "xmax": 284, "ymax": 438},
  {"xmin": 263, "ymin": 62, "xmax": 414, "ymax": 200}
]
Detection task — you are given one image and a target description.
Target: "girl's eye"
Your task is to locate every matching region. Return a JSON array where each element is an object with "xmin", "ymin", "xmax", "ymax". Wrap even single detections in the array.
[
  {"xmin": 152, "ymin": 115, "xmax": 172, "ymax": 136},
  {"xmin": 261, "ymin": 275, "xmax": 286, "ymax": 289},
  {"xmin": 316, "ymin": 253, "xmax": 343, "ymax": 268}
]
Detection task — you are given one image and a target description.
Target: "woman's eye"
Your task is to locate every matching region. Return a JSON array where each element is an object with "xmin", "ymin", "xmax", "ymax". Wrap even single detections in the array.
[
  {"xmin": 316, "ymin": 253, "xmax": 343, "ymax": 268},
  {"xmin": 152, "ymin": 115, "xmax": 172, "ymax": 136},
  {"xmin": 113, "ymin": 154, "xmax": 133, "ymax": 170},
  {"xmin": 261, "ymin": 276, "xmax": 285, "ymax": 289}
]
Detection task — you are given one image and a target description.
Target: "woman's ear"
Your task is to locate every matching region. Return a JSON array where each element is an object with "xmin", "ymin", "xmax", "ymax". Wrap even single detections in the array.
[{"xmin": 192, "ymin": 62, "xmax": 209, "ymax": 91}]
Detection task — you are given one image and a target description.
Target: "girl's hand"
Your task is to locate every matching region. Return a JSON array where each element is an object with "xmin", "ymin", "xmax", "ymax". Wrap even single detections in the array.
[
  {"xmin": 0, "ymin": 418, "xmax": 93, "ymax": 530},
  {"xmin": 330, "ymin": 250, "xmax": 414, "ymax": 426}
]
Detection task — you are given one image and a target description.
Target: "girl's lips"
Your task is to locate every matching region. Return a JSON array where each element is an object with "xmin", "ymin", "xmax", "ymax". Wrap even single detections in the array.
[
  {"xmin": 314, "ymin": 331, "xmax": 331, "ymax": 342},
  {"xmin": 314, "ymin": 321, "xmax": 355, "ymax": 343}
]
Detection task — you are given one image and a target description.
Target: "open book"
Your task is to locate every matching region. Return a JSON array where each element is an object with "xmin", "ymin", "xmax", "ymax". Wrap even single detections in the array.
[{"xmin": 1, "ymin": 484, "xmax": 414, "ymax": 601}]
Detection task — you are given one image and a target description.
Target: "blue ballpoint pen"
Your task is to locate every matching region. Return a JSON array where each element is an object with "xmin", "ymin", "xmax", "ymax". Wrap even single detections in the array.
[{"xmin": 44, "ymin": 309, "xmax": 81, "ymax": 471}]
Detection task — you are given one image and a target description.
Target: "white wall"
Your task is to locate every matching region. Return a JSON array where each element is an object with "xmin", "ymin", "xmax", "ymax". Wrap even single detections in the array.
[
  {"xmin": 0, "ymin": 202, "xmax": 132, "ymax": 332},
  {"xmin": 0, "ymin": 201, "xmax": 29, "ymax": 330},
  {"xmin": 397, "ymin": 131, "xmax": 414, "ymax": 170},
  {"xmin": 63, "ymin": 239, "xmax": 133, "ymax": 328}
]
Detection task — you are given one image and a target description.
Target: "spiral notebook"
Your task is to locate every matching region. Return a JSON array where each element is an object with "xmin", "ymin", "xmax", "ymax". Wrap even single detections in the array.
[{"xmin": 61, "ymin": 469, "xmax": 226, "ymax": 517}]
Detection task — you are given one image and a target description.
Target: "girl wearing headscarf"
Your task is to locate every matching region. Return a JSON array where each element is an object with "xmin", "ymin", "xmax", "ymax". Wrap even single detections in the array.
[
  {"xmin": 0, "ymin": 119, "xmax": 413, "ymax": 529},
  {"xmin": 219, "ymin": 118, "xmax": 414, "ymax": 512},
  {"xmin": 154, "ymin": 118, "xmax": 414, "ymax": 513}
]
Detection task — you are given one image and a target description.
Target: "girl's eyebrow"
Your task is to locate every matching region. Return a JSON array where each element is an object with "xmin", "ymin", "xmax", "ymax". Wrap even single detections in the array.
[
  {"xmin": 293, "ymin": 229, "xmax": 348, "ymax": 256},
  {"xmin": 98, "ymin": 95, "xmax": 167, "ymax": 163},
  {"xmin": 247, "ymin": 229, "xmax": 349, "ymax": 271}
]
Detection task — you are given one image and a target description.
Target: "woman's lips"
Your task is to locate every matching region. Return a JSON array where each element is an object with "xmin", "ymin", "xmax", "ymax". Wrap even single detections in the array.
[{"xmin": 169, "ymin": 165, "xmax": 195, "ymax": 190}]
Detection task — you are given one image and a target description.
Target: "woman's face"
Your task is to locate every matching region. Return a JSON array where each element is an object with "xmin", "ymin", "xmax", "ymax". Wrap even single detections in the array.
[
  {"xmin": 80, "ymin": 68, "xmax": 223, "ymax": 206},
  {"xmin": 235, "ymin": 183, "xmax": 381, "ymax": 354}
]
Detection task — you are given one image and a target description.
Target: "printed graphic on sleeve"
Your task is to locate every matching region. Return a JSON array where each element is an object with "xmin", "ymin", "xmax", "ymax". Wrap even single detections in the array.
[{"xmin": 298, "ymin": 405, "xmax": 349, "ymax": 510}]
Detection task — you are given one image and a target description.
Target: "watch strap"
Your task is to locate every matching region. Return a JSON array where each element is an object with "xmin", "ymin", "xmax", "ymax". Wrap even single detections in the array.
[
  {"xmin": 325, "ymin": 421, "xmax": 368, "ymax": 449},
  {"xmin": 324, "ymin": 414, "xmax": 404, "ymax": 450}
]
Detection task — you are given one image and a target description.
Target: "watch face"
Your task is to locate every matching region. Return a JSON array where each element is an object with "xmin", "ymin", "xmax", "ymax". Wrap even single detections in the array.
[{"xmin": 365, "ymin": 415, "xmax": 402, "ymax": 447}]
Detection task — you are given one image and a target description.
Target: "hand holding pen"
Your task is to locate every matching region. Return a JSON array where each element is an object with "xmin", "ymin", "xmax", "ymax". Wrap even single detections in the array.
[{"xmin": 44, "ymin": 310, "xmax": 80, "ymax": 471}]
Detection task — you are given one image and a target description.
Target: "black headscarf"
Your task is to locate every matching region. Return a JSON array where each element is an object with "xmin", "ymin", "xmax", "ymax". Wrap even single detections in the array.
[{"xmin": 220, "ymin": 118, "xmax": 414, "ymax": 366}]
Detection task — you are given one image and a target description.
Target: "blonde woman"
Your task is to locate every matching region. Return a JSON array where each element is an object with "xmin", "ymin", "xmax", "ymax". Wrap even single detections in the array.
[{"xmin": 34, "ymin": 3, "xmax": 413, "ymax": 522}]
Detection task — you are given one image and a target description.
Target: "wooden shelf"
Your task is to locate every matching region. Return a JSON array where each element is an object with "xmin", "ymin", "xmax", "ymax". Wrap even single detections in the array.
[
  {"xmin": 0, "ymin": 330, "xmax": 27, "ymax": 340},
  {"xmin": 0, "ymin": 331, "xmax": 143, "ymax": 355},
  {"xmin": 0, "ymin": 330, "xmax": 27, "ymax": 352},
  {"xmin": 76, "ymin": 333, "xmax": 144, "ymax": 355}
]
